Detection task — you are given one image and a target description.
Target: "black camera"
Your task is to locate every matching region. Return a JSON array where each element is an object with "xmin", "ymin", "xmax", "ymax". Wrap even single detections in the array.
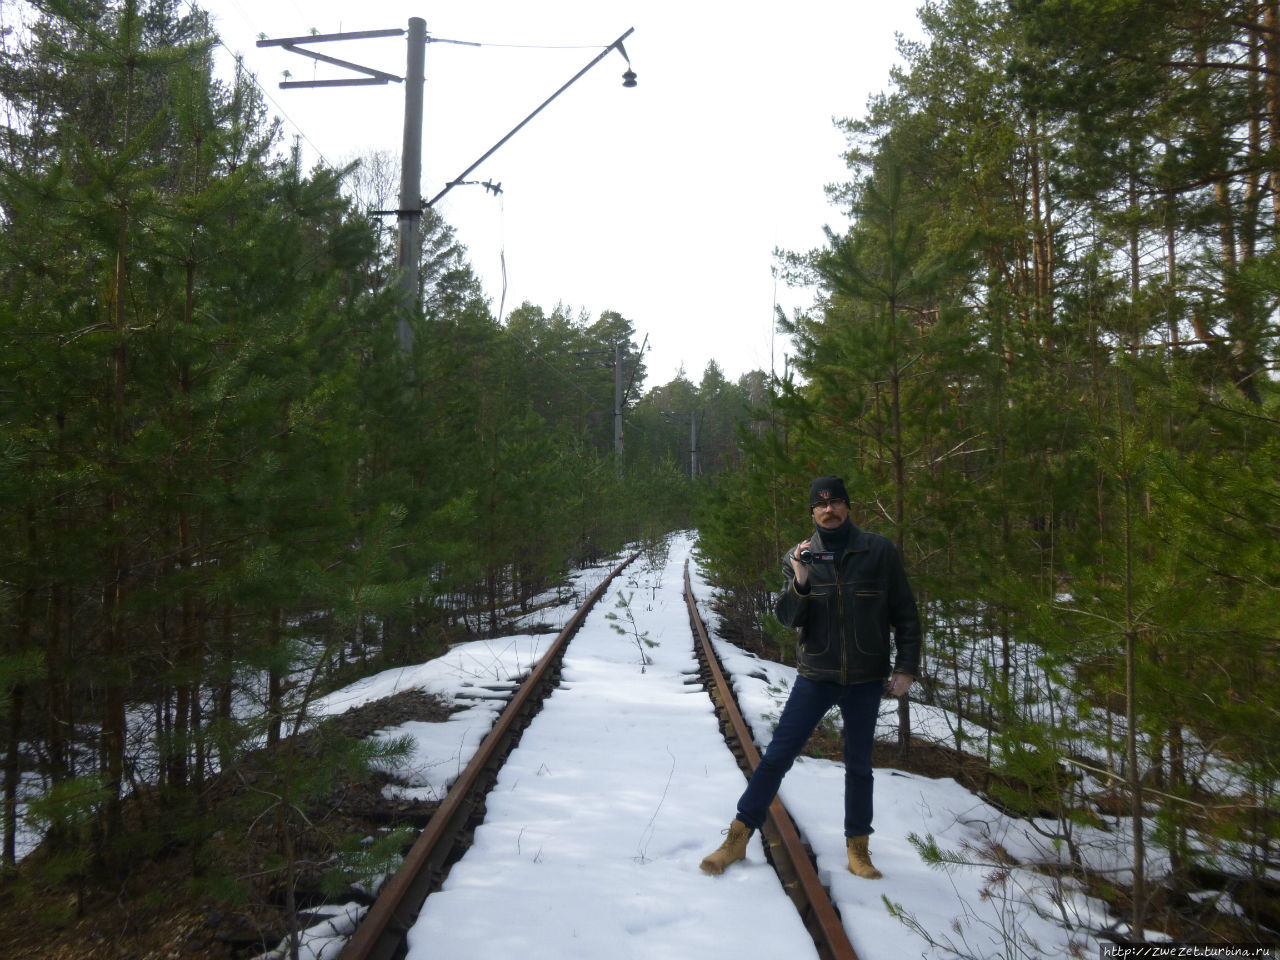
[{"xmin": 798, "ymin": 547, "xmax": 813, "ymax": 564}]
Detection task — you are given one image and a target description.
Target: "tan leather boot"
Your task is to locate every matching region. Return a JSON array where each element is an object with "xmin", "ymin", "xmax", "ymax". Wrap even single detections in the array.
[
  {"xmin": 846, "ymin": 835, "xmax": 883, "ymax": 879},
  {"xmin": 700, "ymin": 819, "xmax": 752, "ymax": 875}
]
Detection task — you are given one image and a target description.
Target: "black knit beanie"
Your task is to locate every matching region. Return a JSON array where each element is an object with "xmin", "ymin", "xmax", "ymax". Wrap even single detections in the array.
[{"xmin": 809, "ymin": 476, "xmax": 849, "ymax": 507}]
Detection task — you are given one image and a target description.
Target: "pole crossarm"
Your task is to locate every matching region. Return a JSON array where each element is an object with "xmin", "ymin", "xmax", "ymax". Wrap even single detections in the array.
[
  {"xmin": 281, "ymin": 77, "xmax": 395, "ymax": 89},
  {"xmin": 256, "ymin": 27, "xmax": 406, "ymax": 47},
  {"xmin": 279, "ymin": 44, "xmax": 402, "ymax": 84},
  {"xmin": 257, "ymin": 28, "xmax": 407, "ymax": 88}
]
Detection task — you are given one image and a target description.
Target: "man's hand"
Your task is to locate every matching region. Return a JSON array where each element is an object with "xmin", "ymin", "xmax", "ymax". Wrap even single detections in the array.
[
  {"xmin": 886, "ymin": 673, "xmax": 914, "ymax": 698},
  {"xmin": 789, "ymin": 540, "xmax": 812, "ymax": 587}
]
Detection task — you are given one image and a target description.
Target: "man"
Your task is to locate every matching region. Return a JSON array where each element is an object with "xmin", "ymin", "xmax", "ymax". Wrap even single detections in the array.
[{"xmin": 700, "ymin": 475, "xmax": 922, "ymax": 879}]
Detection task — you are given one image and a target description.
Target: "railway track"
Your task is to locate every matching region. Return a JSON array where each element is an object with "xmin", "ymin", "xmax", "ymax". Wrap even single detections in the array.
[
  {"xmin": 338, "ymin": 550, "xmax": 858, "ymax": 960},
  {"xmin": 338, "ymin": 549, "xmax": 639, "ymax": 960},
  {"xmin": 683, "ymin": 560, "xmax": 858, "ymax": 960}
]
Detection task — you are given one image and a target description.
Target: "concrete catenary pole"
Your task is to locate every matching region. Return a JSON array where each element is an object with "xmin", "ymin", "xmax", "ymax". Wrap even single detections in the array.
[
  {"xmin": 396, "ymin": 17, "xmax": 427, "ymax": 353},
  {"xmin": 614, "ymin": 342, "xmax": 624, "ymax": 469},
  {"xmin": 690, "ymin": 410, "xmax": 698, "ymax": 478}
]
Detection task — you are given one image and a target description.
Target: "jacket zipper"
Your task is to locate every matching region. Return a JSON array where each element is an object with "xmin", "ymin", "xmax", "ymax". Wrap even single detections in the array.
[{"xmin": 835, "ymin": 554, "xmax": 847, "ymax": 684}]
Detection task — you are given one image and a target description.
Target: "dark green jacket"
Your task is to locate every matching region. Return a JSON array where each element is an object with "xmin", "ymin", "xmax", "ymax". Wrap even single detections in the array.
[{"xmin": 775, "ymin": 524, "xmax": 922, "ymax": 685}]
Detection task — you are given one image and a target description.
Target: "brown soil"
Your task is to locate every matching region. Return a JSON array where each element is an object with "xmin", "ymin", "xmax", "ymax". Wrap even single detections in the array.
[
  {"xmin": 0, "ymin": 690, "xmax": 454, "ymax": 960},
  {"xmin": 3, "ymin": 686, "xmax": 1265, "ymax": 956}
]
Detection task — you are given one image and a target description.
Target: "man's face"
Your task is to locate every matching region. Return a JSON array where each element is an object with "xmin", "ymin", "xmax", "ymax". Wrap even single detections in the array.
[{"xmin": 811, "ymin": 498, "xmax": 850, "ymax": 530}]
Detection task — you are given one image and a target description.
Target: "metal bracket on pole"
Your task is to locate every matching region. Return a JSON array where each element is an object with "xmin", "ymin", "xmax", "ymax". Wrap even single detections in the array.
[
  {"xmin": 425, "ymin": 27, "xmax": 636, "ymax": 209},
  {"xmin": 258, "ymin": 22, "xmax": 428, "ymax": 351},
  {"xmin": 256, "ymin": 28, "xmax": 407, "ymax": 88},
  {"xmin": 259, "ymin": 22, "xmax": 637, "ymax": 358}
]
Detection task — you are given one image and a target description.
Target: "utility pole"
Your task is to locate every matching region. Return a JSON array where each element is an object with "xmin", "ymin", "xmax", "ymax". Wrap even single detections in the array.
[
  {"xmin": 260, "ymin": 22, "xmax": 636, "ymax": 360},
  {"xmin": 690, "ymin": 410, "xmax": 699, "ymax": 478},
  {"xmin": 396, "ymin": 18, "xmax": 426, "ymax": 353},
  {"xmin": 256, "ymin": 22, "xmax": 422, "ymax": 351},
  {"xmin": 611, "ymin": 333, "xmax": 647, "ymax": 473},
  {"xmin": 614, "ymin": 342, "xmax": 624, "ymax": 468}
]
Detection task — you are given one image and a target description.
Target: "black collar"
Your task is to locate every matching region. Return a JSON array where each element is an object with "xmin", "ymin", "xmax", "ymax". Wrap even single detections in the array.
[{"xmin": 813, "ymin": 520, "xmax": 855, "ymax": 551}]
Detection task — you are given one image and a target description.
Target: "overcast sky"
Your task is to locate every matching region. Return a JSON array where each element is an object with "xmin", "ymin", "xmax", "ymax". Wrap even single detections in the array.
[{"xmin": 196, "ymin": 1, "xmax": 926, "ymax": 389}]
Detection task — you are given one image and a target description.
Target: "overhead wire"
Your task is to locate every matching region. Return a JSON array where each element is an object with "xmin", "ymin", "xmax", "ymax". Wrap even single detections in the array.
[
  {"xmin": 185, "ymin": 4, "xmax": 636, "ymax": 406},
  {"xmin": 427, "ymin": 38, "xmax": 608, "ymax": 51},
  {"xmin": 185, "ymin": 0, "xmax": 334, "ymax": 169}
]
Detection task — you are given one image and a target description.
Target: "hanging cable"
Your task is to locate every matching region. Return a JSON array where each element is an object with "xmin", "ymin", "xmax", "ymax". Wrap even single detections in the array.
[{"xmin": 497, "ymin": 189, "xmax": 508, "ymax": 325}]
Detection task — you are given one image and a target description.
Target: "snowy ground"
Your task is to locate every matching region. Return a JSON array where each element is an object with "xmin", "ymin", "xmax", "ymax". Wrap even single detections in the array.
[{"xmin": 270, "ymin": 533, "xmax": 1124, "ymax": 960}]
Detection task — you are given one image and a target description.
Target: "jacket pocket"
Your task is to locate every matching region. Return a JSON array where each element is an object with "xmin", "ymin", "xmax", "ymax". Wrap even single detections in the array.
[
  {"xmin": 849, "ymin": 579, "xmax": 884, "ymax": 602},
  {"xmin": 847, "ymin": 580, "xmax": 889, "ymax": 658},
  {"xmin": 798, "ymin": 585, "xmax": 835, "ymax": 658}
]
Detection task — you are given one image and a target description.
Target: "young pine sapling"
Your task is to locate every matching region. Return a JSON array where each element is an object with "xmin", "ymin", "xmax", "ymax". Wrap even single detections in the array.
[{"xmin": 606, "ymin": 590, "xmax": 658, "ymax": 672}]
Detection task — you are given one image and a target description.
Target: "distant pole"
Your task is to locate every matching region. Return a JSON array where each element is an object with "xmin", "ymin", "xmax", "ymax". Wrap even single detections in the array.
[
  {"xmin": 614, "ymin": 342, "xmax": 624, "ymax": 469},
  {"xmin": 690, "ymin": 411, "xmax": 698, "ymax": 478},
  {"xmin": 397, "ymin": 17, "xmax": 427, "ymax": 353}
]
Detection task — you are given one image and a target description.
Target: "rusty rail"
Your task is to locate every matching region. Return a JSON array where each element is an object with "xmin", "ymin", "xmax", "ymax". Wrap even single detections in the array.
[
  {"xmin": 341, "ymin": 550, "xmax": 638, "ymax": 960},
  {"xmin": 683, "ymin": 560, "xmax": 859, "ymax": 960}
]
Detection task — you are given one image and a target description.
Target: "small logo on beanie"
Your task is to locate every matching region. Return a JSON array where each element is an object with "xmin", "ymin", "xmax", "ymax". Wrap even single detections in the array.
[{"xmin": 810, "ymin": 475, "xmax": 849, "ymax": 507}]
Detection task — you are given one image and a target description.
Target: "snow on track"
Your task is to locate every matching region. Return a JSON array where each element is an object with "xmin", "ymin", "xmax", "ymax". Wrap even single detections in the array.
[
  {"xmin": 404, "ymin": 533, "xmax": 819, "ymax": 960},
  {"xmin": 293, "ymin": 533, "xmax": 1110, "ymax": 960}
]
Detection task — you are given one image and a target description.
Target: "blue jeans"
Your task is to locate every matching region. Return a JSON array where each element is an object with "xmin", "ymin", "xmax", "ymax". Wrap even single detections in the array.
[{"xmin": 735, "ymin": 675, "xmax": 882, "ymax": 837}]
